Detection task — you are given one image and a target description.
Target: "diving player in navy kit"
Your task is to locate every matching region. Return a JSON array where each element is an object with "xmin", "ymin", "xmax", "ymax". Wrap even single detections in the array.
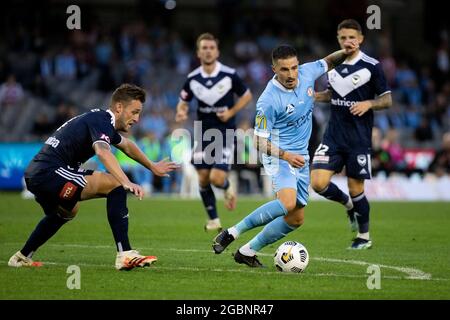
[
  {"xmin": 311, "ymin": 19, "xmax": 392, "ymax": 249},
  {"xmin": 8, "ymin": 84, "xmax": 179, "ymax": 269},
  {"xmin": 175, "ymin": 33, "xmax": 252, "ymax": 232}
]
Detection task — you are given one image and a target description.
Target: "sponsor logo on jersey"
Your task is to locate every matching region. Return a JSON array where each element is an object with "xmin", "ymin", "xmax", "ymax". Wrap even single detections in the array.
[
  {"xmin": 331, "ymin": 98, "xmax": 358, "ymax": 107},
  {"xmin": 59, "ymin": 182, "xmax": 78, "ymax": 200}
]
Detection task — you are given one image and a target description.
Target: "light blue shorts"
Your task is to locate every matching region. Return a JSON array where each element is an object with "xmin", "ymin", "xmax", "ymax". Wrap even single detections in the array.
[{"xmin": 262, "ymin": 155, "xmax": 310, "ymax": 206}]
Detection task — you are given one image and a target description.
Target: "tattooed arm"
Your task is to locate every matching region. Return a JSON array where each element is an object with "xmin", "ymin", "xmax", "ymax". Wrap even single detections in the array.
[
  {"xmin": 349, "ymin": 91, "xmax": 393, "ymax": 116},
  {"xmin": 253, "ymin": 135, "xmax": 306, "ymax": 168}
]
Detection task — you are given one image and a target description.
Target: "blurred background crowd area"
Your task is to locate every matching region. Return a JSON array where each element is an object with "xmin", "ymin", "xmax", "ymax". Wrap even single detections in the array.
[{"xmin": 0, "ymin": 0, "xmax": 449, "ymax": 194}]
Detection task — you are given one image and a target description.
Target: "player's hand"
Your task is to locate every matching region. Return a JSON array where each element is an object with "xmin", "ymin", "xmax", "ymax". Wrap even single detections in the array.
[
  {"xmin": 175, "ymin": 110, "xmax": 188, "ymax": 122},
  {"xmin": 283, "ymin": 152, "xmax": 306, "ymax": 168},
  {"xmin": 151, "ymin": 158, "xmax": 181, "ymax": 177},
  {"xmin": 350, "ymin": 101, "xmax": 372, "ymax": 116},
  {"xmin": 123, "ymin": 182, "xmax": 145, "ymax": 200},
  {"xmin": 343, "ymin": 39, "xmax": 359, "ymax": 55},
  {"xmin": 217, "ymin": 108, "xmax": 235, "ymax": 122}
]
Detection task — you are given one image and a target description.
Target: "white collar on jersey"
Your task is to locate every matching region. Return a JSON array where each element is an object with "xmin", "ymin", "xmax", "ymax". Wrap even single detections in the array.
[
  {"xmin": 106, "ymin": 109, "xmax": 116, "ymax": 128},
  {"xmin": 271, "ymin": 75, "xmax": 300, "ymax": 93},
  {"xmin": 343, "ymin": 50, "xmax": 363, "ymax": 65},
  {"xmin": 200, "ymin": 61, "xmax": 222, "ymax": 78}
]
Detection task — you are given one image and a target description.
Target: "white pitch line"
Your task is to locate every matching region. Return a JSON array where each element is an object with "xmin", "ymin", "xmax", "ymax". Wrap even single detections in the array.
[
  {"xmin": 0, "ymin": 259, "xmax": 405, "ymax": 280},
  {"xmin": 2, "ymin": 242, "xmax": 443, "ymax": 281}
]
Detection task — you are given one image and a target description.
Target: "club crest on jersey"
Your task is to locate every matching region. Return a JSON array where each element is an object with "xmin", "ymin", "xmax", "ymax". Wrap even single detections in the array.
[
  {"xmin": 285, "ymin": 103, "xmax": 295, "ymax": 115},
  {"xmin": 100, "ymin": 134, "xmax": 110, "ymax": 144},
  {"xmin": 357, "ymin": 154, "xmax": 367, "ymax": 167},
  {"xmin": 307, "ymin": 87, "xmax": 313, "ymax": 97},
  {"xmin": 352, "ymin": 74, "xmax": 361, "ymax": 85}
]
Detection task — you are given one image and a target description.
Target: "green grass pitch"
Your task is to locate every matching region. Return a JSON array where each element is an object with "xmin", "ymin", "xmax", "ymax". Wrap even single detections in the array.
[{"xmin": 0, "ymin": 192, "xmax": 449, "ymax": 299}]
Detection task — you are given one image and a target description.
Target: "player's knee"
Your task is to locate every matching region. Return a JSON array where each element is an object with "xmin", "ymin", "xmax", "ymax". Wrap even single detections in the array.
[
  {"xmin": 56, "ymin": 204, "xmax": 78, "ymax": 221},
  {"xmin": 209, "ymin": 174, "xmax": 225, "ymax": 187},
  {"xmin": 310, "ymin": 172, "xmax": 329, "ymax": 193},
  {"xmin": 198, "ymin": 174, "xmax": 210, "ymax": 188},
  {"xmin": 279, "ymin": 197, "xmax": 297, "ymax": 212}
]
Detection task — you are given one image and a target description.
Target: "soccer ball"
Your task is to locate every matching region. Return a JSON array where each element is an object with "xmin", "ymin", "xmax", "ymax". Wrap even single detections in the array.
[{"xmin": 274, "ymin": 241, "xmax": 309, "ymax": 273}]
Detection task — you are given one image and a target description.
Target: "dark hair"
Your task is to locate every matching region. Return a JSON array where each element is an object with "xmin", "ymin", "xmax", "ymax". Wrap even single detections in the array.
[
  {"xmin": 337, "ymin": 19, "xmax": 363, "ymax": 33},
  {"xmin": 111, "ymin": 83, "xmax": 146, "ymax": 105},
  {"xmin": 271, "ymin": 45, "xmax": 298, "ymax": 64},
  {"xmin": 196, "ymin": 33, "xmax": 219, "ymax": 50}
]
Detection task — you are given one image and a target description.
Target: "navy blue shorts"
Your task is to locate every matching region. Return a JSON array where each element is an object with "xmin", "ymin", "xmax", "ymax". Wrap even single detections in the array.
[
  {"xmin": 191, "ymin": 134, "xmax": 234, "ymax": 172},
  {"xmin": 311, "ymin": 143, "xmax": 372, "ymax": 180},
  {"xmin": 25, "ymin": 166, "xmax": 94, "ymax": 215}
]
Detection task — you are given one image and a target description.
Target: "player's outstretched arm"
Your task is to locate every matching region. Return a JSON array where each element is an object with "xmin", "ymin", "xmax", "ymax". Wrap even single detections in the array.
[
  {"xmin": 116, "ymin": 137, "xmax": 180, "ymax": 177},
  {"xmin": 175, "ymin": 100, "xmax": 189, "ymax": 123},
  {"xmin": 323, "ymin": 40, "xmax": 359, "ymax": 71},
  {"xmin": 314, "ymin": 89, "xmax": 332, "ymax": 103},
  {"xmin": 349, "ymin": 91, "xmax": 392, "ymax": 116},
  {"xmin": 217, "ymin": 90, "xmax": 253, "ymax": 122},
  {"xmin": 94, "ymin": 142, "xmax": 144, "ymax": 199},
  {"xmin": 253, "ymin": 135, "xmax": 305, "ymax": 168}
]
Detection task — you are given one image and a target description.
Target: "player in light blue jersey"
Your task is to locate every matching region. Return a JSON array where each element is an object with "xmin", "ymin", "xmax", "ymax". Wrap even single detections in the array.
[{"xmin": 212, "ymin": 42, "xmax": 359, "ymax": 267}]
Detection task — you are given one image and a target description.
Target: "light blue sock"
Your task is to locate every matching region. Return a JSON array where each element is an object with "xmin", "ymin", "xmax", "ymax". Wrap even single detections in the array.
[
  {"xmin": 248, "ymin": 216, "xmax": 297, "ymax": 252},
  {"xmin": 234, "ymin": 199, "xmax": 287, "ymax": 235}
]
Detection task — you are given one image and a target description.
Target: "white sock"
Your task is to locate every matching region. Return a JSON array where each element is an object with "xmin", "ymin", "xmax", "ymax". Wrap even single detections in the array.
[
  {"xmin": 344, "ymin": 198, "xmax": 354, "ymax": 210},
  {"xmin": 239, "ymin": 243, "xmax": 256, "ymax": 257},
  {"xmin": 357, "ymin": 232, "xmax": 370, "ymax": 240},
  {"xmin": 228, "ymin": 226, "xmax": 239, "ymax": 239}
]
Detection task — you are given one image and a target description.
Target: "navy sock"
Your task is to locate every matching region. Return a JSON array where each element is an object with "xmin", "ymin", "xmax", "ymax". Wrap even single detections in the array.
[
  {"xmin": 107, "ymin": 187, "xmax": 131, "ymax": 252},
  {"xmin": 352, "ymin": 192, "xmax": 370, "ymax": 233},
  {"xmin": 199, "ymin": 185, "xmax": 218, "ymax": 219},
  {"xmin": 21, "ymin": 214, "xmax": 67, "ymax": 257},
  {"xmin": 318, "ymin": 182, "xmax": 350, "ymax": 206}
]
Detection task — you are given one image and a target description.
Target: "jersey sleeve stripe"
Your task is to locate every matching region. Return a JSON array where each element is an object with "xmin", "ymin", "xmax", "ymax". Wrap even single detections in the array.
[
  {"xmin": 92, "ymin": 140, "xmax": 111, "ymax": 149},
  {"xmin": 378, "ymin": 90, "xmax": 391, "ymax": 96}
]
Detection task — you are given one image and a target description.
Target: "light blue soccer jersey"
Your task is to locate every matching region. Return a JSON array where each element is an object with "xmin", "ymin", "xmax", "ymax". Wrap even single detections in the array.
[
  {"xmin": 254, "ymin": 59, "xmax": 328, "ymax": 155},
  {"xmin": 254, "ymin": 59, "xmax": 327, "ymax": 205}
]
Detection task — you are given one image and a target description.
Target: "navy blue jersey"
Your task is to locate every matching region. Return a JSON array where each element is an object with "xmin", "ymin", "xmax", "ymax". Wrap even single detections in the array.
[
  {"xmin": 323, "ymin": 51, "xmax": 390, "ymax": 151},
  {"xmin": 179, "ymin": 62, "xmax": 248, "ymax": 130},
  {"xmin": 25, "ymin": 109, "xmax": 122, "ymax": 176}
]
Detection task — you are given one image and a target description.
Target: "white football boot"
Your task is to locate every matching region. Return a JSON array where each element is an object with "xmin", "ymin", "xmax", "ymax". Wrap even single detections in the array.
[
  {"xmin": 204, "ymin": 218, "xmax": 222, "ymax": 232},
  {"xmin": 8, "ymin": 251, "xmax": 43, "ymax": 267},
  {"xmin": 115, "ymin": 250, "xmax": 157, "ymax": 270}
]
